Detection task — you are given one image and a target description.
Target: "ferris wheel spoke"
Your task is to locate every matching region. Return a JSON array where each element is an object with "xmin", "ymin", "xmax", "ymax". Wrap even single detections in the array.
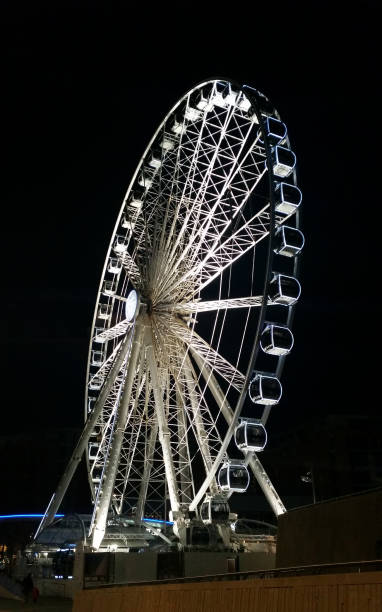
[
  {"xmin": 155, "ymin": 96, "xmax": 240, "ymax": 275},
  {"xmin": 194, "ymin": 206, "xmax": 299, "ymax": 296},
  {"xmin": 171, "ymin": 320, "xmax": 245, "ymax": 392},
  {"xmin": 118, "ymin": 251, "xmax": 142, "ymax": 288},
  {"xmin": 185, "ymin": 355, "xmax": 226, "ymax": 452},
  {"xmin": 172, "ymin": 295, "xmax": 264, "ymax": 314},
  {"xmin": 176, "ymin": 352, "xmax": 223, "ymax": 455},
  {"xmin": 152, "ymin": 112, "xmax": 265, "ymax": 303},
  {"xmin": 94, "ymin": 319, "xmax": 133, "ymax": 344},
  {"xmin": 168, "ymin": 354, "xmax": 221, "ymax": 495},
  {"xmin": 158, "ymin": 203, "xmax": 269, "ymax": 304}
]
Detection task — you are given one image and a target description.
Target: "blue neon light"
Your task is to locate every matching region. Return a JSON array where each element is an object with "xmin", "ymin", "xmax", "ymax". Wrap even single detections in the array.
[
  {"xmin": 0, "ymin": 514, "xmax": 64, "ymax": 520},
  {"xmin": 142, "ymin": 518, "xmax": 173, "ymax": 525},
  {"xmin": 0, "ymin": 514, "xmax": 173, "ymax": 525}
]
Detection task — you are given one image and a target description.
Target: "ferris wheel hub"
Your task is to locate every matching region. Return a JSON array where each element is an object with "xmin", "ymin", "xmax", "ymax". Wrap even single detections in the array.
[{"xmin": 125, "ymin": 289, "xmax": 140, "ymax": 321}]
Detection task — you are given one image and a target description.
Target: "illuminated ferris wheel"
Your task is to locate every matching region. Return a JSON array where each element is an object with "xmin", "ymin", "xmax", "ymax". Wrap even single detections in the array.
[{"xmin": 38, "ymin": 79, "xmax": 303, "ymax": 549}]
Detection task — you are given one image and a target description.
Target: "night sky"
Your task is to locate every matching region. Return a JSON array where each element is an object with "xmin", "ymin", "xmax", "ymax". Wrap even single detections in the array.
[{"xmin": 1, "ymin": 2, "xmax": 380, "ymax": 518}]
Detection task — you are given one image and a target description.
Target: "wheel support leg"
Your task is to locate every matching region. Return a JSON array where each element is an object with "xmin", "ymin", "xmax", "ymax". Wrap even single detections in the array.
[{"xmin": 91, "ymin": 318, "xmax": 145, "ymax": 550}]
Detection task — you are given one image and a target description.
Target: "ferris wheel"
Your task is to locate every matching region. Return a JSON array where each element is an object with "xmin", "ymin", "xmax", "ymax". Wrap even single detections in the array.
[{"xmin": 37, "ymin": 79, "xmax": 303, "ymax": 550}]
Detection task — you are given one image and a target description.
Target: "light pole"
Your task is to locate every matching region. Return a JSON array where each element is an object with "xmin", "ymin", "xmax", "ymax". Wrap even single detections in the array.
[{"xmin": 301, "ymin": 466, "xmax": 316, "ymax": 504}]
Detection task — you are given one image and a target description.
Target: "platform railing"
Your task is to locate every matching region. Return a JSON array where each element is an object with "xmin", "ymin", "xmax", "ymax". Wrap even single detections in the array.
[{"xmin": 83, "ymin": 558, "xmax": 382, "ymax": 589}]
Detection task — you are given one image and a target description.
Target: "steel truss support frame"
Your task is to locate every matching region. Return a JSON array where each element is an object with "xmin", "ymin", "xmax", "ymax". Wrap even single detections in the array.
[
  {"xmin": 145, "ymin": 323, "xmax": 187, "ymax": 544},
  {"xmin": 35, "ymin": 330, "xmax": 135, "ymax": 539},
  {"xmin": 91, "ymin": 317, "xmax": 145, "ymax": 550},
  {"xmin": 134, "ymin": 423, "xmax": 158, "ymax": 523},
  {"xmin": 192, "ymin": 352, "xmax": 286, "ymax": 516}
]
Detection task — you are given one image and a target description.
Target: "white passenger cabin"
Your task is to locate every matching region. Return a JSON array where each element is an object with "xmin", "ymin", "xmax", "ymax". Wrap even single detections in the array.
[
  {"xmin": 260, "ymin": 323, "xmax": 294, "ymax": 356},
  {"xmin": 249, "ymin": 373, "xmax": 282, "ymax": 406},
  {"xmin": 272, "ymin": 146, "xmax": 296, "ymax": 178},
  {"xmin": 274, "ymin": 225, "xmax": 304, "ymax": 257},
  {"xmin": 218, "ymin": 461, "xmax": 250, "ymax": 493},
  {"xmin": 98, "ymin": 303, "xmax": 111, "ymax": 320},
  {"xmin": 269, "ymin": 273, "xmax": 301, "ymax": 306},
  {"xmin": 200, "ymin": 495, "xmax": 230, "ymax": 525},
  {"xmin": 235, "ymin": 419, "xmax": 267, "ymax": 452},
  {"xmin": 275, "ymin": 182, "xmax": 302, "ymax": 215},
  {"xmin": 108, "ymin": 257, "xmax": 122, "ymax": 274},
  {"xmin": 114, "ymin": 235, "xmax": 128, "ymax": 253}
]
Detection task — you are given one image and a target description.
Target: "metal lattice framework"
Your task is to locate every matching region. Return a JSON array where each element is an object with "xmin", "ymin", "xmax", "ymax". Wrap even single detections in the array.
[{"xmin": 37, "ymin": 79, "xmax": 303, "ymax": 549}]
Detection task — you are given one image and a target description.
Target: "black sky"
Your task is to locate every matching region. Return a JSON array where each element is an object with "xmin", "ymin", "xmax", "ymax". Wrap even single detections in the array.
[{"xmin": 1, "ymin": 2, "xmax": 380, "ymax": 513}]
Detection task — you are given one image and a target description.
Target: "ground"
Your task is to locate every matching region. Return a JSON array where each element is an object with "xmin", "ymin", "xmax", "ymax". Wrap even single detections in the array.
[{"xmin": 0, "ymin": 597, "xmax": 72, "ymax": 611}]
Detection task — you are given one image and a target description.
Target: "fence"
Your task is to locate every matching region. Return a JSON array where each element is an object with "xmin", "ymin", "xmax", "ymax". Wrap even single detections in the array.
[{"xmin": 73, "ymin": 563, "xmax": 382, "ymax": 611}]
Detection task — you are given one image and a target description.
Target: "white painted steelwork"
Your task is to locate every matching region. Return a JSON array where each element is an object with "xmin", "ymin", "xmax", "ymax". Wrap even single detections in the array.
[{"xmin": 39, "ymin": 79, "xmax": 302, "ymax": 549}]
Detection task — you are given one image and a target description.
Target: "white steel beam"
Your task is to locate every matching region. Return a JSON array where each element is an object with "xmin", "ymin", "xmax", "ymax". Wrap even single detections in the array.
[
  {"xmin": 145, "ymin": 325, "xmax": 181, "ymax": 516},
  {"xmin": 192, "ymin": 352, "xmax": 286, "ymax": 516},
  {"xmin": 91, "ymin": 317, "xmax": 145, "ymax": 550},
  {"xmin": 182, "ymin": 356, "xmax": 219, "ymax": 496},
  {"xmin": 172, "ymin": 319, "xmax": 245, "ymax": 392},
  {"xmin": 94, "ymin": 319, "xmax": 133, "ymax": 343},
  {"xmin": 35, "ymin": 330, "xmax": 135, "ymax": 538},
  {"xmin": 175, "ymin": 383, "xmax": 194, "ymax": 507},
  {"xmin": 134, "ymin": 423, "xmax": 158, "ymax": 522},
  {"xmin": 170, "ymin": 295, "xmax": 263, "ymax": 314}
]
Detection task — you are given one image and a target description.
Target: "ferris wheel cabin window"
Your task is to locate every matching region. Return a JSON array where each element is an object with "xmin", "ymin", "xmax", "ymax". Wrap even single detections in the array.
[
  {"xmin": 274, "ymin": 182, "xmax": 302, "ymax": 215},
  {"xmin": 200, "ymin": 496, "xmax": 230, "ymax": 524},
  {"xmin": 91, "ymin": 350, "xmax": 104, "ymax": 367},
  {"xmin": 268, "ymin": 273, "xmax": 301, "ymax": 306},
  {"xmin": 98, "ymin": 303, "xmax": 112, "ymax": 320},
  {"xmin": 148, "ymin": 150, "xmax": 163, "ymax": 169},
  {"xmin": 200, "ymin": 500, "xmax": 210, "ymax": 523},
  {"xmin": 196, "ymin": 89, "xmax": 212, "ymax": 111},
  {"xmin": 235, "ymin": 420, "xmax": 267, "ymax": 452},
  {"xmin": 138, "ymin": 171, "xmax": 154, "ymax": 191},
  {"xmin": 121, "ymin": 214, "xmax": 135, "ymax": 231},
  {"xmin": 218, "ymin": 462, "xmax": 250, "ymax": 493},
  {"xmin": 171, "ymin": 116, "xmax": 187, "ymax": 136},
  {"xmin": 249, "ymin": 373, "xmax": 282, "ymax": 406},
  {"xmin": 113, "ymin": 235, "xmax": 128, "ymax": 253},
  {"xmin": 260, "ymin": 116, "xmax": 287, "ymax": 146},
  {"xmin": 272, "ymin": 146, "xmax": 296, "ymax": 178},
  {"xmin": 102, "ymin": 280, "xmax": 117, "ymax": 296},
  {"xmin": 88, "ymin": 376, "xmax": 103, "ymax": 391},
  {"xmin": 260, "ymin": 324, "xmax": 294, "ymax": 355},
  {"xmin": 211, "ymin": 500, "xmax": 230, "ymax": 522},
  {"xmin": 88, "ymin": 397, "xmax": 96, "ymax": 414},
  {"xmin": 91, "ymin": 467, "xmax": 102, "ymax": 483},
  {"xmin": 160, "ymin": 135, "xmax": 176, "ymax": 151},
  {"xmin": 88, "ymin": 443, "xmax": 99, "ymax": 461},
  {"xmin": 108, "ymin": 257, "xmax": 122, "ymax": 274},
  {"xmin": 93, "ymin": 327, "xmax": 105, "ymax": 343},
  {"xmin": 127, "ymin": 187, "xmax": 145, "ymax": 207},
  {"xmin": 274, "ymin": 225, "xmax": 305, "ymax": 257}
]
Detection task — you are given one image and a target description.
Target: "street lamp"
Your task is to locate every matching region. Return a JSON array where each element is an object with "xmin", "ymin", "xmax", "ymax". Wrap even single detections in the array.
[{"xmin": 300, "ymin": 467, "xmax": 316, "ymax": 503}]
